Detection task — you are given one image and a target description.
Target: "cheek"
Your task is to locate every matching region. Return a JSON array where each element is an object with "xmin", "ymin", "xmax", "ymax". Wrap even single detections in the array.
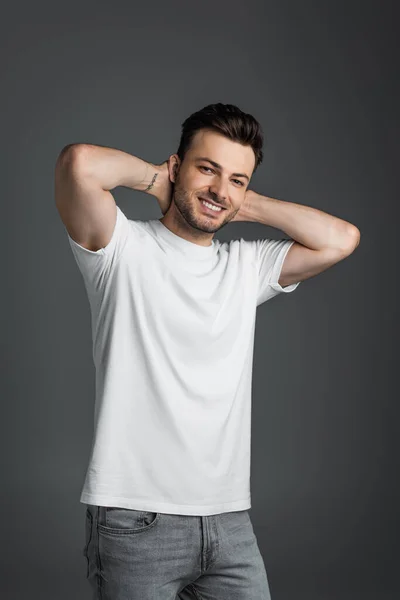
[
  {"xmin": 178, "ymin": 174, "xmax": 204, "ymax": 195},
  {"xmin": 193, "ymin": 177, "xmax": 210, "ymax": 193},
  {"xmin": 231, "ymin": 195, "xmax": 244, "ymax": 211}
]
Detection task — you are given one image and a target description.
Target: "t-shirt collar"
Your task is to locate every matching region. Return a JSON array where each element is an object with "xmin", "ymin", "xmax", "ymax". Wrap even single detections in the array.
[{"xmin": 153, "ymin": 219, "xmax": 216, "ymax": 259}]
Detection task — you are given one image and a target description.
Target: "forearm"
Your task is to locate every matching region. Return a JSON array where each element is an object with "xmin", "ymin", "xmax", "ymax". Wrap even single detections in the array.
[
  {"xmin": 244, "ymin": 190, "xmax": 359, "ymax": 251},
  {"xmin": 62, "ymin": 143, "xmax": 159, "ymax": 193}
]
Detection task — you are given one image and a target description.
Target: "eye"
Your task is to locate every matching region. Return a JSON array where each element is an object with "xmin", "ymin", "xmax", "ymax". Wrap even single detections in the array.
[{"xmin": 200, "ymin": 166, "xmax": 244, "ymax": 187}]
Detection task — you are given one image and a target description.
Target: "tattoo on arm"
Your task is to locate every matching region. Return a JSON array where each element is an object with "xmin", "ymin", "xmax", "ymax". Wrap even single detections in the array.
[{"xmin": 144, "ymin": 172, "xmax": 158, "ymax": 192}]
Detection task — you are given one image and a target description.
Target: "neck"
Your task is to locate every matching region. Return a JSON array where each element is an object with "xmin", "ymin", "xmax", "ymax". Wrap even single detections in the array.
[{"xmin": 159, "ymin": 204, "xmax": 214, "ymax": 247}]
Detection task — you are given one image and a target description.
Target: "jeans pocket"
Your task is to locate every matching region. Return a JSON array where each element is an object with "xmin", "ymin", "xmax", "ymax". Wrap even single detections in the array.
[
  {"xmin": 83, "ymin": 508, "xmax": 93, "ymax": 578},
  {"xmin": 98, "ymin": 506, "xmax": 160, "ymax": 535}
]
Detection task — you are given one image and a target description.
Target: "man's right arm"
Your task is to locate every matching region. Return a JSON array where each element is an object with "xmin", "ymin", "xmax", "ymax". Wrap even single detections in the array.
[{"xmin": 54, "ymin": 143, "xmax": 172, "ymax": 252}]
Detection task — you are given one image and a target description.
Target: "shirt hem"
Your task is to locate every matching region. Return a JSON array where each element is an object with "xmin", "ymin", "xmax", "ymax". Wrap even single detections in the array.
[{"xmin": 80, "ymin": 492, "xmax": 251, "ymax": 516}]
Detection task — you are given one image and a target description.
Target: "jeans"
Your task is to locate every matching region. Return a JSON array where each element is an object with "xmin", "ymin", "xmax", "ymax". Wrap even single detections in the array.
[{"xmin": 83, "ymin": 504, "xmax": 272, "ymax": 599}]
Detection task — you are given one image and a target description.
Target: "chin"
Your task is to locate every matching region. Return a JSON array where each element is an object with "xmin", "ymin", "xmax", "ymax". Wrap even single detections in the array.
[{"xmin": 199, "ymin": 218, "xmax": 228, "ymax": 234}]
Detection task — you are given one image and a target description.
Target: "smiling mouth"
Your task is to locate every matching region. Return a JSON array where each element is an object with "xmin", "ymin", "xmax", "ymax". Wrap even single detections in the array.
[{"xmin": 199, "ymin": 197, "xmax": 226, "ymax": 212}]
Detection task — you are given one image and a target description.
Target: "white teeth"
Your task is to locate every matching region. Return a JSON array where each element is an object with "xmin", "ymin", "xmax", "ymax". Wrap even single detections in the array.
[{"xmin": 201, "ymin": 199, "xmax": 222, "ymax": 212}]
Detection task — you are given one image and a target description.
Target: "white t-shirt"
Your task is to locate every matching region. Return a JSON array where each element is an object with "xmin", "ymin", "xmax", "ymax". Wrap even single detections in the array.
[{"xmin": 66, "ymin": 204, "xmax": 300, "ymax": 516}]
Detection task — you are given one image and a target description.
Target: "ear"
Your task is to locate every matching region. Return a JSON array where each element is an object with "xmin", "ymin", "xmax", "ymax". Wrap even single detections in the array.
[{"xmin": 168, "ymin": 154, "xmax": 181, "ymax": 184}]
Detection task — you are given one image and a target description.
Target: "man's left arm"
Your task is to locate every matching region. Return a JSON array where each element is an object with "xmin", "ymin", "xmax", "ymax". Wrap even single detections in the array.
[{"xmin": 232, "ymin": 190, "xmax": 361, "ymax": 288}]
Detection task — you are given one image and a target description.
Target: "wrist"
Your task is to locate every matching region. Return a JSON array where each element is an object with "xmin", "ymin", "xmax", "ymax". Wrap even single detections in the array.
[
  {"xmin": 144, "ymin": 160, "xmax": 173, "ymax": 215},
  {"xmin": 141, "ymin": 163, "xmax": 163, "ymax": 196},
  {"xmin": 240, "ymin": 190, "xmax": 261, "ymax": 223}
]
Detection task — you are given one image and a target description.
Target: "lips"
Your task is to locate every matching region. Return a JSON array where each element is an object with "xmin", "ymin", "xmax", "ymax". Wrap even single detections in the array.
[{"xmin": 199, "ymin": 197, "xmax": 226, "ymax": 209}]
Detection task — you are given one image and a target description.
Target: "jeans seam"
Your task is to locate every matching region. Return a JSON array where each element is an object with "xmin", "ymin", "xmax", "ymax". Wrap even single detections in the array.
[
  {"xmin": 95, "ymin": 507, "xmax": 103, "ymax": 599},
  {"xmin": 85, "ymin": 510, "xmax": 93, "ymax": 579}
]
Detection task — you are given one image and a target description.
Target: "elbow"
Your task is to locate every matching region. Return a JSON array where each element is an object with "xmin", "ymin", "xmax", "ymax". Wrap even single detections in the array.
[
  {"xmin": 349, "ymin": 225, "xmax": 361, "ymax": 248},
  {"xmin": 341, "ymin": 226, "xmax": 361, "ymax": 255},
  {"xmin": 55, "ymin": 143, "xmax": 88, "ymax": 173}
]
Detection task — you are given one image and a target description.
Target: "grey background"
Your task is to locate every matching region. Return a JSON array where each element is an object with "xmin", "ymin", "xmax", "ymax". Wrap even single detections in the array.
[{"xmin": 1, "ymin": 1, "xmax": 398, "ymax": 599}]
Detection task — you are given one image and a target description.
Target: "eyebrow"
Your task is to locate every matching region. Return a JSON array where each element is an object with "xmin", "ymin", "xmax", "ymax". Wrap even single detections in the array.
[{"xmin": 194, "ymin": 156, "xmax": 250, "ymax": 182}]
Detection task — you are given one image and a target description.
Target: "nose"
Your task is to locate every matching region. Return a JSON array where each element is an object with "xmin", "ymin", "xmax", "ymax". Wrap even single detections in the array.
[{"xmin": 209, "ymin": 180, "xmax": 228, "ymax": 204}]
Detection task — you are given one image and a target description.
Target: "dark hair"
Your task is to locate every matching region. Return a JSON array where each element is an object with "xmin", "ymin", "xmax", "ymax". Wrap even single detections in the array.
[{"xmin": 176, "ymin": 103, "xmax": 264, "ymax": 174}]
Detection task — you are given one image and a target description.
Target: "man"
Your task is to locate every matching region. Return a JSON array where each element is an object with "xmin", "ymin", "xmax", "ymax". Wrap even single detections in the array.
[{"xmin": 55, "ymin": 103, "xmax": 360, "ymax": 600}]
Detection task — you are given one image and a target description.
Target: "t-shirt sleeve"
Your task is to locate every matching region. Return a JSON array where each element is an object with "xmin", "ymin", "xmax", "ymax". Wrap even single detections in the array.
[
  {"xmin": 253, "ymin": 237, "xmax": 301, "ymax": 306},
  {"xmin": 65, "ymin": 205, "xmax": 132, "ymax": 293}
]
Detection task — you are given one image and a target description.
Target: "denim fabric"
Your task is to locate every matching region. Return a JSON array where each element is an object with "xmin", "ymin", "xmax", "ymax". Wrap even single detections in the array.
[{"xmin": 83, "ymin": 504, "xmax": 272, "ymax": 599}]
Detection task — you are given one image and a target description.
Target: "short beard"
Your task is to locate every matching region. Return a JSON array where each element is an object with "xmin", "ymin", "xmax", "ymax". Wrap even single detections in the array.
[{"xmin": 172, "ymin": 177, "xmax": 236, "ymax": 235}]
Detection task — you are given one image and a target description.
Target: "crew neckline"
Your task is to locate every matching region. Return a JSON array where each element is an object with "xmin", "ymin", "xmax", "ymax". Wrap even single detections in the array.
[{"xmin": 152, "ymin": 219, "xmax": 216, "ymax": 259}]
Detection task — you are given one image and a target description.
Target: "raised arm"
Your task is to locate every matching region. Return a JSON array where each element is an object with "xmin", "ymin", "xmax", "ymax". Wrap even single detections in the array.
[{"xmin": 54, "ymin": 143, "xmax": 173, "ymax": 252}]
